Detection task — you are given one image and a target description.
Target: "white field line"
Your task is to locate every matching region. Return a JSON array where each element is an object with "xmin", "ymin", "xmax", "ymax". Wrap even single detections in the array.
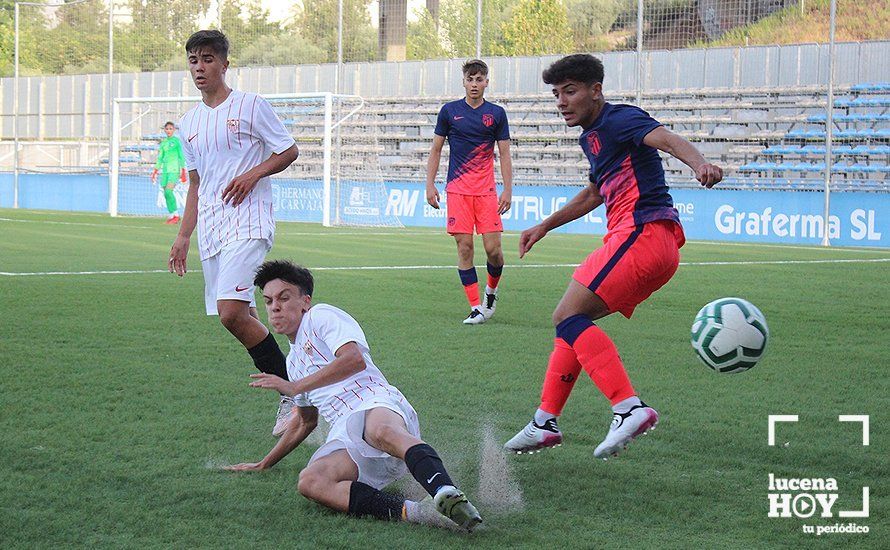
[
  {"xmin": 1, "ymin": 257, "xmax": 888, "ymax": 277},
  {"xmin": 2, "ymin": 216, "xmax": 888, "ymax": 252}
]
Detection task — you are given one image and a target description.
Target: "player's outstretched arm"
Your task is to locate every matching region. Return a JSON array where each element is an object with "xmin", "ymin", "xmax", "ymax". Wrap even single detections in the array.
[
  {"xmin": 642, "ymin": 127, "xmax": 723, "ymax": 188},
  {"xmin": 169, "ymin": 170, "xmax": 200, "ymax": 276},
  {"xmin": 519, "ymin": 185, "xmax": 603, "ymax": 258},
  {"xmin": 221, "ymin": 144, "xmax": 299, "ymax": 206},
  {"xmin": 497, "ymin": 139, "xmax": 513, "ymax": 214},
  {"xmin": 247, "ymin": 342, "xmax": 365, "ymax": 397},
  {"xmin": 425, "ymin": 135, "xmax": 445, "ymax": 209},
  {"xmin": 225, "ymin": 406, "xmax": 319, "ymax": 471}
]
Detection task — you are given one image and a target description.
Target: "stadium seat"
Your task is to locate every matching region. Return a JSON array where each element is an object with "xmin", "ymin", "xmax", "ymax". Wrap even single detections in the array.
[
  {"xmin": 850, "ymin": 96, "xmax": 890, "ymax": 107},
  {"xmin": 851, "ymin": 83, "xmax": 890, "ymax": 92}
]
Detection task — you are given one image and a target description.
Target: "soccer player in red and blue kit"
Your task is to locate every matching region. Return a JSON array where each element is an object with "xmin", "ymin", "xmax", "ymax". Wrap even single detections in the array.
[
  {"xmin": 426, "ymin": 59, "xmax": 513, "ymax": 325},
  {"xmin": 504, "ymin": 54, "xmax": 723, "ymax": 458}
]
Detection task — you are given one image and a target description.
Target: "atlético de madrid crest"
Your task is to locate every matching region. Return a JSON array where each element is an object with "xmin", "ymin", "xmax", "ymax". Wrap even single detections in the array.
[
  {"xmin": 482, "ymin": 113, "xmax": 494, "ymax": 127},
  {"xmin": 587, "ymin": 131, "xmax": 602, "ymax": 155},
  {"xmin": 226, "ymin": 118, "xmax": 240, "ymax": 134}
]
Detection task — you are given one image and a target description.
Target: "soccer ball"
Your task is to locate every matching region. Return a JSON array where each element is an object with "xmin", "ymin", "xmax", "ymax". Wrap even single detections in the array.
[{"xmin": 691, "ymin": 297, "xmax": 769, "ymax": 373}]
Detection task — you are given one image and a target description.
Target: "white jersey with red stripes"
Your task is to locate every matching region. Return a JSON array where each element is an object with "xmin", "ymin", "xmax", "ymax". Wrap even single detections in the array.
[
  {"xmin": 178, "ymin": 90, "xmax": 295, "ymax": 260},
  {"xmin": 287, "ymin": 304, "xmax": 409, "ymax": 425}
]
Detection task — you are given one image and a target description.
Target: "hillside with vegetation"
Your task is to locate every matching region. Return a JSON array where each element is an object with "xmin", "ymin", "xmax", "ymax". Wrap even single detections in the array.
[{"xmin": 706, "ymin": 0, "xmax": 890, "ymax": 47}]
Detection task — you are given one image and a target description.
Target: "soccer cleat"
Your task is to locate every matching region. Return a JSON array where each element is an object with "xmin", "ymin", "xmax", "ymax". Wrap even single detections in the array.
[
  {"xmin": 433, "ymin": 486, "xmax": 482, "ymax": 532},
  {"xmin": 164, "ymin": 216, "xmax": 178, "ymax": 225},
  {"xmin": 593, "ymin": 402, "xmax": 659, "ymax": 459},
  {"xmin": 170, "ymin": 215, "xmax": 181, "ymax": 224},
  {"xmin": 272, "ymin": 396, "xmax": 295, "ymax": 437},
  {"xmin": 503, "ymin": 418, "xmax": 563, "ymax": 454},
  {"xmin": 405, "ymin": 497, "xmax": 463, "ymax": 531},
  {"xmin": 462, "ymin": 308, "xmax": 486, "ymax": 325},
  {"xmin": 479, "ymin": 290, "xmax": 498, "ymax": 320}
]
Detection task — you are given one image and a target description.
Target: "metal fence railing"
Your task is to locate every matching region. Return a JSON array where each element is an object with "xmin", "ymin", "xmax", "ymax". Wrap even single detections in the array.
[{"xmin": 1, "ymin": 0, "xmax": 886, "ymax": 246}]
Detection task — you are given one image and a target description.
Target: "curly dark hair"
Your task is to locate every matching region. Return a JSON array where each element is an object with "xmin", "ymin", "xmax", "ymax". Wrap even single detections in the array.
[
  {"xmin": 542, "ymin": 54, "xmax": 604, "ymax": 86},
  {"xmin": 254, "ymin": 259, "xmax": 314, "ymax": 296},
  {"xmin": 185, "ymin": 29, "xmax": 229, "ymax": 60}
]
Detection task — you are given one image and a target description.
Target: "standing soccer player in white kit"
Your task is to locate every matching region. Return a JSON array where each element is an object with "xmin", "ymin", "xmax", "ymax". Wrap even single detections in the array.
[
  {"xmin": 168, "ymin": 30, "xmax": 300, "ymax": 435},
  {"xmin": 225, "ymin": 260, "xmax": 483, "ymax": 531}
]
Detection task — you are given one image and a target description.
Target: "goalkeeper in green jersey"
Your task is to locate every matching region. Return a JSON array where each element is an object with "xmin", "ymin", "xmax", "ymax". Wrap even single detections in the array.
[{"xmin": 151, "ymin": 121, "xmax": 188, "ymax": 224}]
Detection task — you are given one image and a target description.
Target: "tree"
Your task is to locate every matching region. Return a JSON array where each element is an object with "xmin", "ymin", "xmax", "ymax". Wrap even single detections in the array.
[
  {"xmin": 294, "ymin": 0, "xmax": 376, "ymax": 62},
  {"xmin": 563, "ymin": 0, "xmax": 627, "ymax": 52},
  {"xmin": 438, "ymin": 0, "xmax": 515, "ymax": 58},
  {"xmin": 238, "ymin": 33, "xmax": 327, "ymax": 66},
  {"xmin": 498, "ymin": 0, "xmax": 573, "ymax": 56},
  {"xmin": 220, "ymin": 0, "xmax": 285, "ymax": 65},
  {"xmin": 114, "ymin": 0, "xmax": 211, "ymax": 72},
  {"xmin": 406, "ymin": 7, "xmax": 450, "ymax": 60}
]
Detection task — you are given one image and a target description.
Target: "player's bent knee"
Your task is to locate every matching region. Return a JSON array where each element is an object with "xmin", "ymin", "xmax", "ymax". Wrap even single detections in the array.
[
  {"xmin": 365, "ymin": 422, "xmax": 397, "ymax": 449},
  {"xmin": 297, "ymin": 468, "xmax": 325, "ymax": 500},
  {"xmin": 218, "ymin": 306, "xmax": 249, "ymax": 332}
]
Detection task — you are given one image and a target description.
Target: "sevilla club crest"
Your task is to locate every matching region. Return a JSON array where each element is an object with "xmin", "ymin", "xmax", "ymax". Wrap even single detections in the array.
[
  {"xmin": 482, "ymin": 113, "xmax": 494, "ymax": 127},
  {"xmin": 226, "ymin": 118, "xmax": 240, "ymax": 134},
  {"xmin": 586, "ymin": 131, "xmax": 602, "ymax": 155}
]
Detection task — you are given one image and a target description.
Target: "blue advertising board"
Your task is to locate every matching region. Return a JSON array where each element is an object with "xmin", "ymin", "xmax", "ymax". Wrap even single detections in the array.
[
  {"xmin": 370, "ymin": 182, "xmax": 888, "ymax": 248},
  {"xmin": 1, "ymin": 173, "xmax": 887, "ymax": 247}
]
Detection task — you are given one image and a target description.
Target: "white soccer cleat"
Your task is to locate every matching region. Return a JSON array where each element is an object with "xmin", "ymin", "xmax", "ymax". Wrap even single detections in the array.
[
  {"xmin": 479, "ymin": 290, "xmax": 498, "ymax": 320},
  {"xmin": 405, "ymin": 497, "xmax": 463, "ymax": 531},
  {"xmin": 433, "ymin": 486, "xmax": 482, "ymax": 532},
  {"xmin": 462, "ymin": 308, "xmax": 486, "ymax": 325},
  {"xmin": 272, "ymin": 395, "xmax": 295, "ymax": 437},
  {"xmin": 593, "ymin": 402, "xmax": 659, "ymax": 459},
  {"xmin": 504, "ymin": 418, "xmax": 563, "ymax": 454}
]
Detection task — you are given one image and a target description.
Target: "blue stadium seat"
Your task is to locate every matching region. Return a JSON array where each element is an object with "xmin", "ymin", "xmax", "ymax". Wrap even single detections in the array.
[
  {"xmin": 800, "ymin": 145, "xmax": 826, "ymax": 155},
  {"xmin": 850, "ymin": 163, "xmax": 890, "ymax": 173},
  {"xmin": 851, "ymin": 83, "xmax": 890, "ymax": 92},
  {"xmin": 786, "ymin": 128, "xmax": 826, "ymax": 139},
  {"xmin": 763, "ymin": 145, "xmax": 800, "ymax": 155},
  {"xmin": 846, "ymin": 96, "xmax": 890, "ymax": 107},
  {"xmin": 851, "ymin": 144, "xmax": 890, "ymax": 155},
  {"xmin": 811, "ymin": 113, "xmax": 890, "ymax": 122},
  {"xmin": 792, "ymin": 162, "xmax": 826, "ymax": 172}
]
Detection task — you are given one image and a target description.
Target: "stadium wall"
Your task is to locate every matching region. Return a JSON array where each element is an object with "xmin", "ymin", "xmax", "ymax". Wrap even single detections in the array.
[
  {"xmin": 1, "ymin": 174, "xmax": 886, "ymax": 247},
  {"xmin": 2, "ymin": 41, "xmax": 888, "ymax": 140}
]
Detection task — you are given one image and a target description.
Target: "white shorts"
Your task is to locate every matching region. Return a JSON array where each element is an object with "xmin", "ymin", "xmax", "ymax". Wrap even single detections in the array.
[
  {"xmin": 308, "ymin": 398, "xmax": 421, "ymax": 490},
  {"xmin": 200, "ymin": 238, "xmax": 271, "ymax": 316}
]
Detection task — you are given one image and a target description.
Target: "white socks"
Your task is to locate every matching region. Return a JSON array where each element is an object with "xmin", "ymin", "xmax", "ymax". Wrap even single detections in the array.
[{"xmin": 534, "ymin": 408, "xmax": 556, "ymax": 425}]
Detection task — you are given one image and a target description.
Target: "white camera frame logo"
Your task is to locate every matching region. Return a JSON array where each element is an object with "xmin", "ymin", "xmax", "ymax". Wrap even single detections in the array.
[{"xmin": 767, "ymin": 415, "xmax": 869, "ymax": 519}]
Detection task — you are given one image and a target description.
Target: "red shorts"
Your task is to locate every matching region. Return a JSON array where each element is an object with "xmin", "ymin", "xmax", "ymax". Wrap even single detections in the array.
[
  {"xmin": 573, "ymin": 220, "xmax": 685, "ymax": 318},
  {"xmin": 446, "ymin": 192, "xmax": 502, "ymax": 235}
]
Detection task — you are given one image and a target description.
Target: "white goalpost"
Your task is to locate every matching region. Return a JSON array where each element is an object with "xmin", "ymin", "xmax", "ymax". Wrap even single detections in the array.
[{"xmin": 109, "ymin": 92, "xmax": 401, "ymax": 228}]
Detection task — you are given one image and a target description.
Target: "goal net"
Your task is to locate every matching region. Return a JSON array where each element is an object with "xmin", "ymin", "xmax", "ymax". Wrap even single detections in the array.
[{"xmin": 109, "ymin": 93, "xmax": 401, "ymax": 227}]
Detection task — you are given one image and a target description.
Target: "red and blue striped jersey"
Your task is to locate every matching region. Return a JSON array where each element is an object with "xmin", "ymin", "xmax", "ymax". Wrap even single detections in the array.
[
  {"xmin": 580, "ymin": 103, "xmax": 680, "ymax": 232},
  {"xmin": 434, "ymin": 99, "xmax": 510, "ymax": 196}
]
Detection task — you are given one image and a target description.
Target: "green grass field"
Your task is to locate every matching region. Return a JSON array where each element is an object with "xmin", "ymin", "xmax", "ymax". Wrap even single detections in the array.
[{"xmin": 1, "ymin": 209, "xmax": 887, "ymax": 548}]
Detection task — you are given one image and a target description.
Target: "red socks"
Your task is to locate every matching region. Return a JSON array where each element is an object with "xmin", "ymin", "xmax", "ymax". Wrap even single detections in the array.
[
  {"xmin": 458, "ymin": 267, "xmax": 481, "ymax": 308},
  {"xmin": 539, "ymin": 315, "xmax": 635, "ymax": 411},
  {"xmin": 539, "ymin": 338, "xmax": 582, "ymax": 416},
  {"xmin": 572, "ymin": 324, "xmax": 635, "ymax": 404}
]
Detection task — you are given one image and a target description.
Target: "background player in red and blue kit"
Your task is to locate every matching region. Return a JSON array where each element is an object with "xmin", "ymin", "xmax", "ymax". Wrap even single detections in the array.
[
  {"xmin": 505, "ymin": 54, "xmax": 723, "ymax": 458},
  {"xmin": 426, "ymin": 60, "xmax": 513, "ymax": 325}
]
